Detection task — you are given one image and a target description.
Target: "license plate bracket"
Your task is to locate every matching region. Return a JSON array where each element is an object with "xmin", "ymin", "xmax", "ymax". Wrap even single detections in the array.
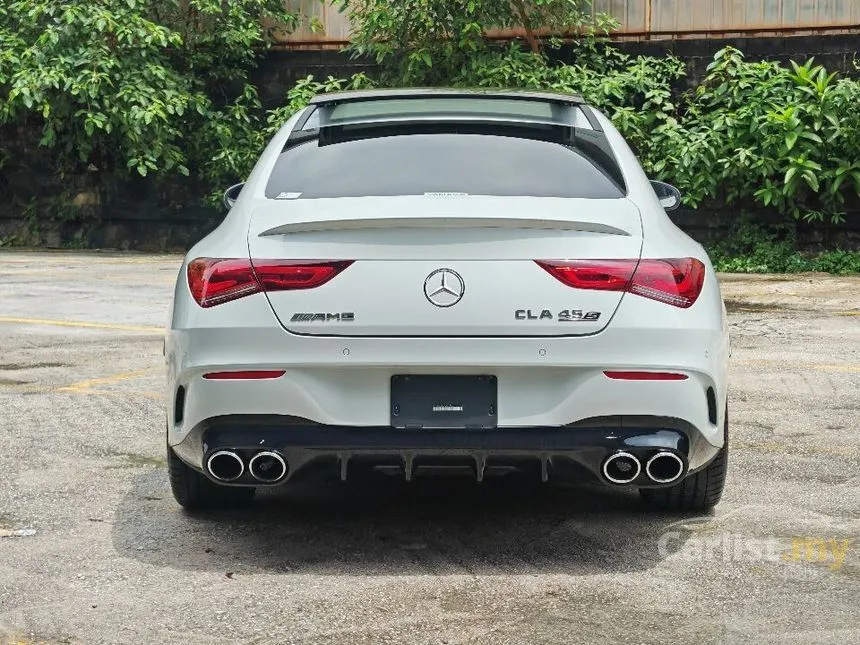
[{"xmin": 391, "ymin": 375, "xmax": 497, "ymax": 429}]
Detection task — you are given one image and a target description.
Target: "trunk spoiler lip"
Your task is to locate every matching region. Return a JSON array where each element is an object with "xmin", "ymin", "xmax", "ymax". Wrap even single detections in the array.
[{"xmin": 257, "ymin": 216, "xmax": 632, "ymax": 237}]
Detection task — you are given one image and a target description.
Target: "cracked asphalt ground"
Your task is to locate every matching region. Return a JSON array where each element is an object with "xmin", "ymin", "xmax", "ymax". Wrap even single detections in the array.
[{"xmin": 0, "ymin": 251, "xmax": 858, "ymax": 645}]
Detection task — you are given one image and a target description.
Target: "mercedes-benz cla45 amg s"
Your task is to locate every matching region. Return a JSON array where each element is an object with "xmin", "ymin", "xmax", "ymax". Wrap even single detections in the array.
[{"xmin": 165, "ymin": 89, "xmax": 729, "ymax": 512}]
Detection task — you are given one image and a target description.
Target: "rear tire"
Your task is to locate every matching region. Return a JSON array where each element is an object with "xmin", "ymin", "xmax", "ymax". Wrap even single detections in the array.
[
  {"xmin": 640, "ymin": 408, "xmax": 728, "ymax": 512},
  {"xmin": 168, "ymin": 445, "xmax": 256, "ymax": 510}
]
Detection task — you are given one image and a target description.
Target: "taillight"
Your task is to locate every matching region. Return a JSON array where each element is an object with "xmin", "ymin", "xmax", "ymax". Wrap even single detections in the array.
[
  {"xmin": 187, "ymin": 258, "xmax": 353, "ymax": 308},
  {"xmin": 535, "ymin": 259, "xmax": 636, "ymax": 291},
  {"xmin": 188, "ymin": 259, "xmax": 259, "ymax": 308},
  {"xmin": 253, "ymin": 260, "xmax": 353, "ymax": 291},
  {"xmin": 627, "ymin": 258, "xmax": 706, "ymax": 308},
  {"xmin": 536, "ymin": 258, "xmax": 705, "ymax": 308}
]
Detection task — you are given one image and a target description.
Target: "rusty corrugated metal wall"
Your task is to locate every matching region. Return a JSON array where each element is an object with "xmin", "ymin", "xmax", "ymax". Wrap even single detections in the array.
[
  {"xmin": 645, "ymin": 0, "xmax": 860, "ymax": 35},
  {"xmin": 275, "ymin": 0, "xmax": 860, "ymax": 47},
  {"xmin": 271, "ymin": 0, "xmax": 348, "ymax": 46}
]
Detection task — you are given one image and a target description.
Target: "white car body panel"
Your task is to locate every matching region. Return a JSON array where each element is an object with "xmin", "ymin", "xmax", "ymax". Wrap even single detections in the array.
[{"xmin": 249, "ymin": 200, "xmax": 643, "ymax": 337}]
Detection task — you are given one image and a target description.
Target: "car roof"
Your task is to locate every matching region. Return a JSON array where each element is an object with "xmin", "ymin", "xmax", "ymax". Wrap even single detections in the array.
[{"xmin": 308, "ymin": 88, "xmax": 586, "ymax": 106}]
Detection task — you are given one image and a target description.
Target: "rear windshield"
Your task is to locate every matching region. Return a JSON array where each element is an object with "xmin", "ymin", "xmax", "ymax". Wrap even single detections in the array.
[{"xmin": 265, "ymin": 133, "xmax": 624, "ymax": 200}]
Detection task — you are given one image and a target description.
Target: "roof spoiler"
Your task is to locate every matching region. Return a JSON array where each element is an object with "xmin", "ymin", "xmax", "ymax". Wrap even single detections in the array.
[{"xmin": 307, "ymin": 88, "xmax": 585, "ymax": 106}]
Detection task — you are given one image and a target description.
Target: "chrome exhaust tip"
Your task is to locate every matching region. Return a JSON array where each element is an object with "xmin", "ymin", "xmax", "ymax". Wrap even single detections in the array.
[
  {"xmin": 206, "ymin": 450, "xmax": 244, "ymax": 482},
  {"xmin": 248, "ymin": 451, "xmax": 288, "ymax": 483},
  {"xmin": 602, "ymin": 451, "xmax": 642, "ymax": 484},
  {"xmin": 645, "ymin": 451, "xmax": 685, "ymax": 484}
]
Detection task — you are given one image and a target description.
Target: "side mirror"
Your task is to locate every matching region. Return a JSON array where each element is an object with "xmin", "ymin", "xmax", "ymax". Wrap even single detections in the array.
[
  {"xmin": 223, "ymin": 182, "xmax": 244, "ymax": 210},
  {"xmin": 650, "ymin": 180, "xmax": 682, "ymax": 211}
]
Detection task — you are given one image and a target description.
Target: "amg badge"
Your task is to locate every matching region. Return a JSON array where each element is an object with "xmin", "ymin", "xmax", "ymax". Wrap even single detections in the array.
[
  {"xmin": 290, "ymin": 312, "xmax": 355, "ymax": 322},
  {"xmin": 515, "ymin": 309, "xmax": 601, "ymax": 322}
]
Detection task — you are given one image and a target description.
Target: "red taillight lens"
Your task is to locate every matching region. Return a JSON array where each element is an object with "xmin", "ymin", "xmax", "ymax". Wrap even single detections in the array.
[
  {"xmin": 187, "ymin": 258, "xmax": 353, "ymax": 308},
  {"xmin": 536, "ymin": 259, "xmax": 636, "ymax": 291},
  {"xmin": 604, "ymin": 371, "xmax": 688, "ymax": 381},
  {"xmin": 627, "ymin": 258, "xmax": 705, "ymax": 308},
  {"xmin": 203, "ymin": 370, "xmax": 286, "ymax": 380},
  {"xmin": 536, "ymin": 258, "xmax": 706, "ymax": 309},
  {"xmin": 252, "ymin": 260, "xmax": 354, "ymax": 291},
  {"xmin": 188, "ymin": 258, "xmax": 260, "ymax": 308}
]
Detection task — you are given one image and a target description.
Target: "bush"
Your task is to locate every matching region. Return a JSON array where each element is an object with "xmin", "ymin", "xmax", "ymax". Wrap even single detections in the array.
[
  {"xmin": 338, "ymin": 0, "xmax": 615, "ymax": 85},
  {"xmin": 0, "ymin": 0, "xmax": 299, "ymax": 184},
  {"xmin": 708, "ymin": 222, "xmax": 860, "ymax": 274},
  {"xmin": 653, "ymin": 48, "xmax": 860, "ymax": 224},
  {"xmin": 1, "ymin": 0, "xmax": 858, "ymax": 257}
]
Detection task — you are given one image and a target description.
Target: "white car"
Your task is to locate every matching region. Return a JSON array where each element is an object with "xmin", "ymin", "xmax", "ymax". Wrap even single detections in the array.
[{"xmin": 165, "ymin": 89, "xmax": 729, "ymax": 512}]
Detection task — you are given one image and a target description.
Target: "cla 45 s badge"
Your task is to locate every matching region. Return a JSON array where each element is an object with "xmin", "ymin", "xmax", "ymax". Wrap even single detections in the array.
[{"xmin": 515, "ymin": 309, "xmax": 601, "ymax": 322}]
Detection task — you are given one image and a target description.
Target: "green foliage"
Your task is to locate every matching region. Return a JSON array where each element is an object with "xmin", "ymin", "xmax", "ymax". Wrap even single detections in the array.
[
  {"xmin": 562, "ymin": 49, "xmax": 857, "ymax": 226},
  {"xmin": 338, "ymin": 0, "xmax": 615, "ymax": 85},
  {"xmin": 0, "ymin": 0, "xmax": 298, "ymax": 181},
  {"xmin": 654, "ymin": 48, "xmax": 860, "ymax": 224},
  {"xmin": 277, "ymin": 73, "xmax": 376, "ymax": 122},
  {"xmin": 1, "ymin": 0, "xmax": 858, "ymax": 256},
  {"xmin": 708, "ymin": 222, "xmax": 860, "ymax": 274},
  {"xmin": 0, "ymin": 235, "xmax": 23, "ymax": 248}
]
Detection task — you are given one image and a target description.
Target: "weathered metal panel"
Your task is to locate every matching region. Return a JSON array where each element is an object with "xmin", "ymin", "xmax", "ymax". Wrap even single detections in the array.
[
  {"xmin": 651, "ymin": 0, "xmax": 859, "ymax": 32},
  {"xmin": 274, "ymin": 0, "xmax": 860, "ymax": 46},
  {"xmin": 272, "ymin": 0, "xmax": 353, "ymax": 45},
  {"xmin": 625, "ymin": 0, "xmax": 647, "ymax": 29},
  {"xmin": 595, "ymin": 0, "xmax": 648, "ymax": 29}
]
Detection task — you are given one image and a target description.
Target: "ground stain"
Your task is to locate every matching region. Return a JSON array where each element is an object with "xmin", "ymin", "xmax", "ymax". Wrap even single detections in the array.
[
  {"xmin": 104, "ymin": 451, "xmax": 167, "ymax": 469},
  {"xmin": 733, "ymin": 440, "xmax": 859, "ymax": 458},
  {"xmin": 0, "ymin": 512, "xmax": 36, "ymax": 538},
  {"xmin": 0, "ymin": 362, "xmax": 67, "ymax": 370},
  {"xmin": 724, "ymin": 301, "xmax": 790, "ymax": 313}
]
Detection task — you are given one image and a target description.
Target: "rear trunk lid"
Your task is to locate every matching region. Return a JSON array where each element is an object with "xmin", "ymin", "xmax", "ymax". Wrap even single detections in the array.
[{"xmin": 247, "ymin": 195, "xmax": 642, "ymax": 337}]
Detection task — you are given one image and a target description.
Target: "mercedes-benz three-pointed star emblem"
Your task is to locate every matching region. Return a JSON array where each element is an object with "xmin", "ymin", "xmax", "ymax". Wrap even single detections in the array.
[{"xmin": 423, "ymin": 268, "xmax": 465, "ymax": 307}]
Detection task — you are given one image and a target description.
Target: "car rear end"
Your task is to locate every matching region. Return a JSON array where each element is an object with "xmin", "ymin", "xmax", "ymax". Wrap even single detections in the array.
[{"xmin": 165, "ymin": 90, "xmax": 728, "ymax": 504}]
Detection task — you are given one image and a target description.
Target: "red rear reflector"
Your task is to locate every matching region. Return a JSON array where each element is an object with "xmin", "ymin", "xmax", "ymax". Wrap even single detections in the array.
[
  {"xmin": 187, "ymin": 259, "xmax": 353, "ymax": 307},
  {"xmin": 203, "ymin": 370, "xmax": 286, "ymax": 380},
  {"xmin": 603, "ymin": 371, "xmax": 688, "ymax": 381},
  {"xmin": 536, "ymin": 258, "xmax": 706, "ymax": 308}
]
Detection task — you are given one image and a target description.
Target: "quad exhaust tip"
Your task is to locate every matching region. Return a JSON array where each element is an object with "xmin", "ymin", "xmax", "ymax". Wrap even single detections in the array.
[
  {"xmin": 602, "ymin": 451, "xmax": 641, "ymax": 484},
  {"xmin": 248, "ymin": 451, "xmax": 288, "ymax": 483},
  {"xmin": 645, "ymin": 451, "xmax": 685, "ymax": 484},
  {"xmin": 206, "ymin": 450, "xmax": 244, "ymax": 482}
]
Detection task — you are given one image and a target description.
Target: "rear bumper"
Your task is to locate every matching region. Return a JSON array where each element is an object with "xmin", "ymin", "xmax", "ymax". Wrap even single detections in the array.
[
  {"xmin": 166, "ymin": 278, "xmax": 730, "ymax": 450},
  {"xmin": 172, "ymin": 414, "xmax": 722, "ymax": 488},
  {"xmin": 169, "ymin": 357, "xmax": 727, "ymax": 451}
]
